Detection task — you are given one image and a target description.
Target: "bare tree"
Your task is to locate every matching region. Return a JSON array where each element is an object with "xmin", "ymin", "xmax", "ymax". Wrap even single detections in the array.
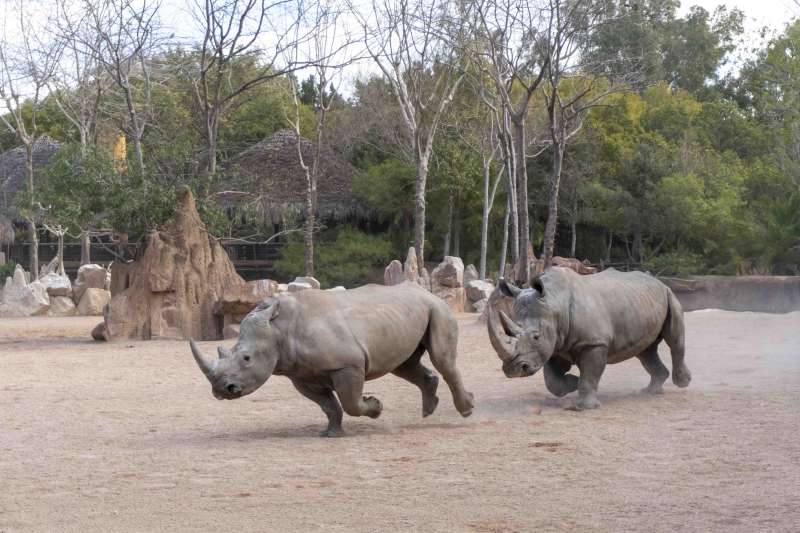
[
  {"xmin": 0, "ymin": 2, "xmax": 63, "ymax": 278},
  {"xmin": 470, "ymin": 0, "xmax": 549, "ymax": 283},
  {"xmin": 538, "ymin": 0, "xmax": 631, "ymax": 267},
  {"xmin": 81, "ymin": 0, "xmax": 163, "ymax": 175},
  {"xmin": 49, "ymin": 1, "xmax": 109, "ymax": 151},
  {"xmin": 186, "ymin": 0, "xmax": 324, "ymax": 176},
  {"xmin": 284, "ymin": 3, "xmax": 352, "ymax": 277},
  {"xmin": 355, "ymin": 0, "xmax": 470, "ymax": 264}
]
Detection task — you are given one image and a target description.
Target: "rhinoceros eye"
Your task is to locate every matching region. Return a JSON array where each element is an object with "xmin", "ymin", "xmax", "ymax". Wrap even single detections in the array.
[{"xmin": 243, "ymin": 355, "xmax": 251, "ymax": 362}]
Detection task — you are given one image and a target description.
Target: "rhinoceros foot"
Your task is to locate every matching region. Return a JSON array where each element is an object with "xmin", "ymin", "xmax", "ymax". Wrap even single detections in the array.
[
  {"xmin": 566, "ymin": 396, "xmax": 601, "ymax": 411},
  {"xmin": 422, "ymin": 374, "xmax": 440, "ymax": 417},
  {"xmin": 363, "ymin": 396, "xmax": 383, "ymax": 418},
  {"xmin": 673, "ymin": 364, "xmax": 692, "ymax": 388},
  {"xmin": 320, "ymin": 427, "xmax": 345, "ymax": 438},
  {"xmin": 456, "ymin": 391, "xmax": 475, "ymax": 418}
]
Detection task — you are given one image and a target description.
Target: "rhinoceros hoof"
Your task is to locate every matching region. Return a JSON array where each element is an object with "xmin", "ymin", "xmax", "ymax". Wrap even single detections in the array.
[
  {"xmin": 320, "ymin": 427, "xmax": 345, "ymax": 438},
  {"xmin": 566, "ymin": 397, "xmax": 601, "ymax": 411},
  {"xmin": 641, "ymin": 383, "xmax": 665, "ymax": 395},
  {"xmin": 673, "ymin": 366, "xmax": 692, "ymax": 388},
  {"xmin": 422, "ymin": 375, "xmax": 440, "ymax": 417},
  {"xmin": 364, "ymin": 396, "xmax": 383, "ymax": 418}
]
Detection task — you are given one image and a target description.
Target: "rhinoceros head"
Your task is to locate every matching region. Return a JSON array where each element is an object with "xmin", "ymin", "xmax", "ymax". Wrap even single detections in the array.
[
  {"xmin": 190, "ymin": 299, "xmax": 281, "ymax": 400},
  {"xmin": 488, "ymin": 277, "xmax": 558, "ymax": 378}
]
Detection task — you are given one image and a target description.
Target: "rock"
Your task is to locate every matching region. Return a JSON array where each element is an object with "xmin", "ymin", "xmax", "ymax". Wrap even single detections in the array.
[
  {"xmin": 327, "ymin": 286, "xmax": 346, "ymax": 291},
  {"xmin": 464, "ymin": 264, "xmax": 479, "ymax": 285},
  {"xmin": 223, "ymin": 324, "xmax": 240, "ymax": 339},
  {"xmin": 215, "ymin": 279, "xmax": 278, "ymax": 325},
  {"xmin": 471, "ymin": 298, "xmax": 488, "ymax": 315},
  {"xmin": 78, "ymin": 288, "xmax": 111, "ymax": 316},
  {"xmin": 40, "ymin": 272, "xmax": 72, "ymax": 297},
  {"xmin": 288, "ymin": 281, "xmax": 312, "ymax": 293},
  {"xmin": 419, "ymin": 267, "xmax": 431, "ymax": 291},
  {"xmin": 431, "ymin": 256, "xmax": 464, "ymax": 288},
  {"xmin": 0, "ymin": 265, "xmax": 50, "ymax": 317},
  {"xmin": 551, "ymin": 256, "xmax": 597, "ymax": 275},
  {"xmin": 39, "ymin": 256, "xmax": 60, "ymax": 277},
  {"xmin": 277, "ymin": 283, "xmax": 289, "ymax": 293},
  {"xmin": 91, "ymin": 321, "xmax": 107, "ymax": 341},
  {"xmin": 73, "ymin": 264, "xmax": 107, "ymax": 304},
  {"xmin": 102, "ymin": 188, "xmax": 246, "ymax": 341},
  {"xmin": 466, "ymin": 280, "xmax": 495, "ymax": 302},
  {"xmin": 384, "ymin": 260, "xmax": 404, "ymax": 286},
  {"xmin": 293, "ymin": 276, "xmax": 320, "ymax": 290},
  {"xmin": 404, "ymin": 247, "xmax": 419, "ymax": 283},
  {"xmin": 47, "ymin": 296, "xmax": 77, "ymax": 317},
  {"xmin": 432, "ymin": 286, "xmax": 467, "ymax": 313}
]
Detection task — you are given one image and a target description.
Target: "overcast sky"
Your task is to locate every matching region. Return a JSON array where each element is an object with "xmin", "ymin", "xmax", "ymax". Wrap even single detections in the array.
[{"xmin": 679, "ymin": 0, "xmax": 793, "ymax": 32}]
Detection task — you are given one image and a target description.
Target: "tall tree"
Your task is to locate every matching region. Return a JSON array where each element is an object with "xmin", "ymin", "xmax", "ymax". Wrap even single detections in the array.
[{"xmin": 357, "ymin": 0, "xmax": 470, "ymax": 263}]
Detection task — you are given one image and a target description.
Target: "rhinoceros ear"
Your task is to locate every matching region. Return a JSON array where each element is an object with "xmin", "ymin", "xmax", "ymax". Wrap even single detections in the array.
[
  {"xmin": 246, "ymin": 299, "xmax": 280, "ymax": 328},
  {"xmin": 498, "ymin": 278, "xmax": 522, "ymax": 298},
  {"xmin": 530, "ymin": 276, "xmax": 544, "ymax": 297}
]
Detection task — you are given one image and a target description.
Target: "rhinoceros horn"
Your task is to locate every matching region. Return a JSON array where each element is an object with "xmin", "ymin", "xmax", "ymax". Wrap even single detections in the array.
[
  {"xmin": 190, "ymin": 339, "xmax": 217, "ymax": 379},
  {"xmin": 487, "ymin": 296, "xmax": 520, "ymax": 362}
]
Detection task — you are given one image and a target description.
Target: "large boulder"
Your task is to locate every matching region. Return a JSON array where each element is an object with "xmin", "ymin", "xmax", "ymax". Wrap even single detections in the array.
[
  {"xmin": 0, "ymin": 265, "xmax": 50, "ymax": 317},
  {"xmin": 471, "ymin": 298, "xmax": 488, "ymax": 315},
  {"xmin": 433, "ymin": 286, "xmax": 467, "ymax": 313},
  {"xmin": 101, "ymin": 187, "xmax": 246, "ymax": 340},
  {"xmin": 466, "ymin": 279, "xmax": 495, "ymax": 303},
  {"xmin": 464, "ymin": 264, "xmax": 479, "ymax": 285},
  {"xmin": 48, "ymin": 296, "xmax": 77, "ymax": 317},
  {"xmin": 73, "ymin": 264, "xmax": 107, "ymax": 304},
  {"xmin": 293, "ymin": 276, "xmax": 320, "ymax": 290},
  {"xmin": 287, "ymin": 281, "xmax": 313, "ymax": 293},
  {"xmin": 215, "ymin": 279, "xmax": 278, "ymax": 326},
  {"xmin": 78, "ymin": 288, "xmax": 111, "ymax": 316},
  {"xmin": 223, "ymin": 324, "xmax": 240, "ymax": 340},
  {"xmin": 431, "ymin": 256, "xmax": 464, "ymax": 288},
  {"xmin": 383, "ymin": 260, "xmax": 404, "ymax": 286},
  {"xmin": 39, "ymin": 272, "xmax": 72, "ymax": 297},
  {"xmin": 552, "ymin": 256, "xmax": 597, "ymax": 275}
]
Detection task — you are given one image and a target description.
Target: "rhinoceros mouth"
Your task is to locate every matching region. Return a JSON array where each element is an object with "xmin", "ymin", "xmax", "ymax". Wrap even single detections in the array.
[{"xmin": 502, "ymin": 354, "xmax": 541, "ymax": 378}]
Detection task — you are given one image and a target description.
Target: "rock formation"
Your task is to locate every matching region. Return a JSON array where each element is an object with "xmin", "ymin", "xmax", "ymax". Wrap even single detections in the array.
[
  {"xmin": 430, "ymin": 256, "xmax": 467, "ymax": 312},
  {"xmin": 552, "ymin": 256, "xmax": 598, "ymax": 275},
  {"xmin": 214, "ymin": 279, "xmax": 278, "ymax": 327},
  {"xmin": 384, "ymin": 260, "xmax": 404, "ymax": 286},
  {"xmin": 464, "ymin": 264, "xmax": 479, "ymax": 285},
  {"xmin": 0, "ymin": 265, "xmax": 50, "ymax": 317},
  {"xmin": 98, "ymin": 187, "xmax": 246, "ymax": 341},
  {"xmin": 73, "ymin": 264, "xmax": 107, "ymax": 304}
]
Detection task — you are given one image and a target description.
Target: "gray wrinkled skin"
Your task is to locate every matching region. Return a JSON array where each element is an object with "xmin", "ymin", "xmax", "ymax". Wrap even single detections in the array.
[
  {"xmin": 487, "ymin": 267, "xmax": 691, "ymax": 410},
  {"xmin": 191, "ymin": 283, "xmax": 475, "ymax": 437}
]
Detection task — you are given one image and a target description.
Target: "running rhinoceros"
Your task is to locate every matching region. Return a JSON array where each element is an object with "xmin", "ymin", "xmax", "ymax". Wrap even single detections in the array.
[
  {"xmin": 487, "ymin": 267, "xmax": 691, "ymax": 410},
  {"xmin": 190, "ymin": 283, "xmax": 475, "ymax": 437}
]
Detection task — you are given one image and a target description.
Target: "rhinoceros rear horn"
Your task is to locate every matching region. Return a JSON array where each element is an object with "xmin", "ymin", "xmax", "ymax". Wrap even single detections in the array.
[
  {"xmin": 190, "ymin": 339, "xmax": 217, "ymax": 379},
  {"xmin": 486, "ymin": 294, "xmax": 518, "ymax": 362}
]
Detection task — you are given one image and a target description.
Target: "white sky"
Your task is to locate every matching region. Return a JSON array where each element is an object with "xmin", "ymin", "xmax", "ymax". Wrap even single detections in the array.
[{"xmin": 679, "ymin": 0, "xmax": 793, "ymax": 32}]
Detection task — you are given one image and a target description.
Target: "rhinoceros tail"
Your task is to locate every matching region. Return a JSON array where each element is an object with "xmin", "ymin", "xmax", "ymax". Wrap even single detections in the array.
[{"xmin": 663, "ymin": 289, "xmax": 691, "ymax": 388}]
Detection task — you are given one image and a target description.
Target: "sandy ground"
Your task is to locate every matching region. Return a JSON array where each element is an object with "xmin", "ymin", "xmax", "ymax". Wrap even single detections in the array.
[{"xmin": 1, "ymin": 310, "xmax": 799, "ymax": 533}]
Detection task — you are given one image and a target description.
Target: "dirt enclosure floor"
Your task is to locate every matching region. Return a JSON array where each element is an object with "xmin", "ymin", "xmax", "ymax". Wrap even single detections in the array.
[{"xmin": 1, "ymin": 310, "xmax": 799, "ymax": 532}]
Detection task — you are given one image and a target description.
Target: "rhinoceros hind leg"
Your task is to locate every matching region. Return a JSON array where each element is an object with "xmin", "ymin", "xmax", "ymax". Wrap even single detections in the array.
[
  {"xmin": 637, "ymin": 342, "xmax": 670, "ymax": 395},
  {"xmin": 425, "ymin": 307, "xmax": 475, "ymax": 417},
  {"xmin": 544, "ymin": 356, "xmax": 579, "ymax": 397},
  {"xmin": 393, "ymin": 349, "xmax": 440, "ymax": 417},
  {"xmin": 663, "ymin": 291, "xmax": 692, "ymax": 388},
  {"xmin": 291, "ymin": 379, "xmax": 344, "ymax": 437},
  {"xmin": 332, "ymin": 368, "xmax": 383, "ymax": 419}
]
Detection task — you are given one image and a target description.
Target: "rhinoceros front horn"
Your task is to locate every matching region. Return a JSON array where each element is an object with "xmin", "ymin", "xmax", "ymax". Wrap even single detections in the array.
[
  {"xmin": 190, "ymin": 339, "xmax": 217, "ymax": 380},
  {"xmin": 486, "ymin": 292, "xmax": 519, "ymax": 363}
]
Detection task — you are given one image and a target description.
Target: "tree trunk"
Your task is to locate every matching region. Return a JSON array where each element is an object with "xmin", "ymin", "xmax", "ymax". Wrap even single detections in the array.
[
  {"xmin": 206, "ymin": 116, "xmax": 217, "ymax": 176},
  {"xmin": 443, "ymin": 189, "xmax": 453, "ymax": 257},
  {"xmin": 80, "ymin": 231, "xmax": 91, "ymax": 265},
  {"xmin": 479, "ymin": 162, "xmax": 491, "ymax": 279},
  {"xmin": 28, "ymin": 219, "xmax": 39, "ymax": 279},
  {"xmin": 569, "ymin": 193, "xmax": 578, "ymax": 258},
  {"xmin": 512, "ymin": 118, "xmax": 530, "ymax": 284},
  {"xmin": 414, "ymin": 157, "xmax": 429, "ymax": 264},
  {"xmin": 499, "ymin": 194, "xmax": 510, "ymax": 279},
  {"xmin": 542, "ymin": 139, "xmax": 565, "ymax": 267},
  {"xmin": 304, "ymin": 191, "xmax": 315, "ymax": 277},
  {"xmin": 57, "ymin": 232, "xmax": 65, "ymax": 276},
  {"xmin": 452, "ymin": 201, "xmax": 461, "ymax": 258}
]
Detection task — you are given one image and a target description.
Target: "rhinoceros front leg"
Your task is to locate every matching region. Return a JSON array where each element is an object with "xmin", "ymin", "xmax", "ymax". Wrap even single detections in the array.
[
  {"xmin": 331, "ymin": 367, "xmax": 383, "ymax": 419},
  {"xmin": 543, "ymin": 356, "xmax": 579, "ymax": 397},
  {"xmin": 392, "ymin": 349, "xmax": 440, "ymax": 417},
  {"xmin": 569, "ymin": 347, "xmax": 607, "ymax": 410},
  {"xmin": 291, "ymin": 379, "xmax": 344, "ymax": 438}
]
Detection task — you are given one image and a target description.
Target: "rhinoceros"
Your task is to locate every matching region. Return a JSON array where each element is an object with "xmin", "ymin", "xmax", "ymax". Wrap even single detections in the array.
[
  {"xmin": 190, "ymin": 283, "xmax": 475, "ymax": 436},
  {"xmin": 487, "ymin": 267, "xmax": 691, "ymax": 410}
]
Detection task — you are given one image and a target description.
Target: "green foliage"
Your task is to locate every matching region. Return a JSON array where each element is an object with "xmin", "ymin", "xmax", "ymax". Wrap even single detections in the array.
[
  {"xmin": 273, "ymin": 226, "xmax": 394, "ymax": 288},
  {"xmin": 0, "ymin": 259, "xmax": 17, "ymax": 281}
]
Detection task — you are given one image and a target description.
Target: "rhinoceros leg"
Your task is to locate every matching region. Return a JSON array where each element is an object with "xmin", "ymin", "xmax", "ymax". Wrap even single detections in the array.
[
  {"xmin": 291, "ymin": 379, "xmax": 344, "ymax": 438},
  {"xmin": 425, "ymin": 310, "xmax": 474, "ymax": 417},
  {"xmin": 638, "ymin": 342, "xmax": 670, "ymax": 395},
  {"xmin": 543, "ymin": 356, "xmax": 579, "ymax": 397},
  {"xmin": 393, "ymin": 346, "xmax": 440, "ymax": 417},
  {"xmin": 663, "ymin": 291, "xmax": 691, "ymax": 388},
  {"xmin": 569, "ymin": 347, "xmax": 607, "ymax": 410},
  {"xmin": 331, "ymin": 367, "xmax": 383, "ymax": 419}
]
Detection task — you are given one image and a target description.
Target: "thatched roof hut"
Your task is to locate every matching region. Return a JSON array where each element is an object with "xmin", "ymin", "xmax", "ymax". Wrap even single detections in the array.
[
  {"xmin": 0, "ymin": 136, "xmax": 61, "ymax": 243},
  {"xmin": 219, "ymin": 129, "xmax": 362, "ymax": 224}
]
